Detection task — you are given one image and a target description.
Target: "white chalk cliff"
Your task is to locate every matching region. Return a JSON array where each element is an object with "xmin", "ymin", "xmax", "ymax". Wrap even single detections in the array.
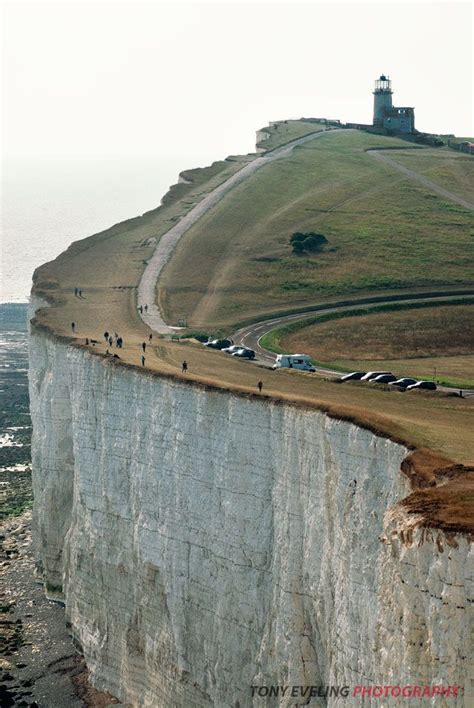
[{"xmin": 28, "ymin": 306, "xmax": 472, "ymax": 707}]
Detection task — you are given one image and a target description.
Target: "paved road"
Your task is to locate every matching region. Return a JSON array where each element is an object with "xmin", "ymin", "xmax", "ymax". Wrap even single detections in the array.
[
  {"xmin": 368, "ymin": 150, "xmax": 474, "ymax": 211},
  {"xmin": 137, "ymin": 128, "xmax": 347, "ymax": 333},
  {"xmin": 230, "ymin": 291, "xmax": 474, "ymax": 391}
]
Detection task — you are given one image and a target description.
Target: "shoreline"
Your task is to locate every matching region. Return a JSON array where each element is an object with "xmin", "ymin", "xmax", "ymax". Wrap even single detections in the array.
[{"xmin": 0, "ymin": 511, "xmax": 120, "ymax": 707}]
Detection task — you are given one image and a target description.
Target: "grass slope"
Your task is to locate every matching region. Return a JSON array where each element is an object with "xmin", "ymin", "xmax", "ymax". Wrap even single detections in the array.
[
  {"xmin": 379, "ymin": 149, "xmax": 474, "ymax": 204},
  {"xmin": 159, "ymin": 130, "xmax": 474, "ymax": 329}
]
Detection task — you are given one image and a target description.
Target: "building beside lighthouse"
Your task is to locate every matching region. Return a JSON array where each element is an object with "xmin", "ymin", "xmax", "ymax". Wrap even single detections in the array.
[{"xmin": 373, "ymin": 75, "xmax": 415, "ymax": 133}]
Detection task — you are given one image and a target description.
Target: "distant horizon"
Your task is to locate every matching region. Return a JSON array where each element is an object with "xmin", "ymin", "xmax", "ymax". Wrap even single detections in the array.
[
  {"xmin": 3, "ymin": 1, "xmax": 472, "ymax": 164},
  {"xmin": 3, "ymin": 0, "xmax": 472, "ymax": 303}
]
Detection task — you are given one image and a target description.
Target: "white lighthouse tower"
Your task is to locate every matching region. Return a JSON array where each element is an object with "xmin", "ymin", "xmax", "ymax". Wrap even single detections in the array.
[{"xmin": 373, "ymin": 74, "xmax": 393, "ymax": 127}]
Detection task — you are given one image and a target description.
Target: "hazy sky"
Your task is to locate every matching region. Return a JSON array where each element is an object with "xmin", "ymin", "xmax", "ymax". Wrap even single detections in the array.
[{"xmin": 2, "ymin": 0, "xmax": 473, "ymax": 164}]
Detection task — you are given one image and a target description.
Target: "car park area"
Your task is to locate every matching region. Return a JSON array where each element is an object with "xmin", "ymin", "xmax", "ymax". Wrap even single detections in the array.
[{"xmin": 340, "ymin": 371, "xmax": 438, "ymax": 392}]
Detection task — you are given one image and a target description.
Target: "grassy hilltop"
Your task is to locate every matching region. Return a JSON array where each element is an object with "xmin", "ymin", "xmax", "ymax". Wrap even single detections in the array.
[
  {"xmin": 31, "ymin": 122, "xmax": 474, "ymax": 486},
  {"xmin": 159, "ymin": 130, "xmax": 473, "ymax": 328}
]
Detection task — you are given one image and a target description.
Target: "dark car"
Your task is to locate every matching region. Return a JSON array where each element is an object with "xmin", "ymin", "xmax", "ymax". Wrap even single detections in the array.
[
  {"xmin": 231, "ymin": 348, "xmax": 255, "ymax": 359},
  {"xmin": 340, "ymin": 371, "xmax": 366, "ymax": 382},
  {"xmin": 388, "ymin": 378, "xmax": 417, "ymax": 388},
  {"xmin": 406, "ymin": 381, "xmax": 437, "ymax": 391},
  {"xmin": 204, "ymin": 338, "xmax": 232, "ymax": 350},
  {"xmin": 370, "ymin": 374, "xmax": 398, "ymax": 384}
]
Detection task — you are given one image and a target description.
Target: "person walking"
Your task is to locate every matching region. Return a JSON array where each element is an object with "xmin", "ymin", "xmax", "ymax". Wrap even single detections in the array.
[
  {"xmin": 71, "ymin": 322, "xmax": 76, "ymax": 332},
  {"xmin": 138, "ymin": 305, "xmax": 143, "ymax": 314},
  {"xmin": 141, "ymin": 355, "xmax": 146, "ymax": 366},
  {"xmin": 181, "ymin": 360, "xmax": 188, "ymax": 373},
  {"xmin": 78, "ymin": 289, "xmax": 82, "ymax": 297},
  {"xmin": 149, "ymin": 333, "xmax": 153, "ymax": 342},
  {"xmin": 108, "ymin": 336, "xmax": 113, "ymax": 346},
  {"xmin": 104, "ymin": 331, "xmax": 109, "ymax": 341},
  {"xmin": 144, "ymin": 304, "xmax": 148, "ymax": 313},
  {"xmin": 74, "ymin": 287, "xmax": 78, "ymax": 297},
  {"xmin": 257, "ymin": 381, "xmax": 263, "ymax": 393}
]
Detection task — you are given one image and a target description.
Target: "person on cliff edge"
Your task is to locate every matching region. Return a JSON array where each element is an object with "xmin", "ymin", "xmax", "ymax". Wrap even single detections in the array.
[{"xmin": 257, "ymin": 381, "xmax": 263, "ymax": 392}]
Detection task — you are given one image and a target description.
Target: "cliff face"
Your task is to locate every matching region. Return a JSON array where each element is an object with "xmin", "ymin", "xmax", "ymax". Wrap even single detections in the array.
[{"xmin": 29, "ymin": 317, "xmax": 472, "ymax": 707}]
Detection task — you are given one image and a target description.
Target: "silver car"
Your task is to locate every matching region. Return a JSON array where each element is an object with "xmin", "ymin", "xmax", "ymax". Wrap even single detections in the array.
[
  {"xmin": 222, "ymin": 345, "xmax": 243, "ymax": 354},
  {"xmin": 360, "ymin": 371, "xmax": 393, "ymax": 381}
]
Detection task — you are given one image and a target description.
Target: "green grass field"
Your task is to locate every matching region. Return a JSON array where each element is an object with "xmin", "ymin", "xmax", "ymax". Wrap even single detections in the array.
[{"xmin": 159, "ymin": 130, "xmax": 473, "ymax": 329}]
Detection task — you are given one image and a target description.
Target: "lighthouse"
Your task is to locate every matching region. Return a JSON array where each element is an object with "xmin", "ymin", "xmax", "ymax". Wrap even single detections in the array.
[
  {"xmin": 372, "ymin": 75, "xmax": 415, "ymax": 133},
  {"xmin": 373, "ymin": 75, "xmax": 393, "ymax": 127}
]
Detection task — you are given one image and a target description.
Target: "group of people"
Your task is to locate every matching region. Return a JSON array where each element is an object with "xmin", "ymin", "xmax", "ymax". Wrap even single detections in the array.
[
  {"xmin": 74, "ymin": 287, "xmax": 84, "ymax": 298},
  {"xmin": 70, "ymin": 314, "xmax": 267, "ymax": 390},
  {"xmin": 78, "ymin": 327, "xmax": 156, "ymax": 368},
  {"xmin": 104, "ymin": 331, "xmax": 123, "ymax": 348},
  {"xmin": 138, "ymin": 304, "xmax": 148, "ymax": 314},
  {"xmin": 140, "ymin": 334, "xmax": 155, "ymax": 365}
]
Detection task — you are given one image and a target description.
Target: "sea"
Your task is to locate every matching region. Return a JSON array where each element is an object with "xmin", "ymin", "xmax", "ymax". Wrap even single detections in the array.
[{"xmin": 1, "ymin": 154, "xmax": 198, "ymax": 517}]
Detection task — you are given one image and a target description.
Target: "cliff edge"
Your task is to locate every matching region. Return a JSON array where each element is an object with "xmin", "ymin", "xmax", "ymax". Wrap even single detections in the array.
[{"xmin": 28, "ymin": 305, "xmax": 473, "ymax": 706}]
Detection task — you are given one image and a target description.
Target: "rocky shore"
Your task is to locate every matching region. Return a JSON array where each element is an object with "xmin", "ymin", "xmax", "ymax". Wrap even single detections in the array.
[{"xmin": 0, "ymin": 511, "xmax": 120, "ymax": 707}]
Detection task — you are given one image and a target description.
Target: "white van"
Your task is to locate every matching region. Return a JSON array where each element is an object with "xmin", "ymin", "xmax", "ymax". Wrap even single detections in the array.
[{"xmin": 273, "ymin": 354, "xmax": 315, "ymax": 372}]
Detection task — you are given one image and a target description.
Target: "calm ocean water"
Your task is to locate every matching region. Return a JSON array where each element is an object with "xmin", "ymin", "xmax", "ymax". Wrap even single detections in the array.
[
  {"xmin": 2, "ymin": 155, "xmax": 197, "ymax": 303},
  {"xmin": 1, "ymin": 155, "xmax": 207, "ymax": 515}
]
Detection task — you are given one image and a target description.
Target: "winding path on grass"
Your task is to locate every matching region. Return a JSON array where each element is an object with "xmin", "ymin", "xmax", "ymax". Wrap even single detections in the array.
[
  {"xmin": 368, "ymin": 150, "xmax": 474, "ymax": 211},
  {"xmin": 137, "ymin": 128, "xmax": 347, "ymax": 334}
]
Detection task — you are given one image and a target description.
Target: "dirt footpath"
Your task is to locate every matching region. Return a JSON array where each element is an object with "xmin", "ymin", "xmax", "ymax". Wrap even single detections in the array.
[
  {"xmin": 0, "ymin": 511, "xmax": 120, "ymax": 708},
  {"xmin": 138, "ymin": 128, "xmax": 346, "ymax": 334},
  {"xmin": 368, "ymin": 150, "xmax": 474, "ymax": 211}
]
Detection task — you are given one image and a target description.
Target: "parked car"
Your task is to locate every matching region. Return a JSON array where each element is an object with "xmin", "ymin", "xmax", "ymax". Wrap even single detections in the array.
[
  {"xmin": 340, "ymin": 371, "xmax": 366, "ymax": 382},
  {"xmin": 406, "ymin": 381, "xmax": 437, "ymax": 391},
  {"xmin": 204, "ymin": 338, "xmax": 232, "ymax": 350},
  {"xmin": 370, "ymin": 374, "xmax": 398, "ymax": 384},
  {"xmin": 360, "ymin": 371, "xmax": 393, "ymax": 381},
  {"xmin": 388, "ymin": 378, "xmax": 418, "ymax": 388},
  {"xmin": 222, "ymin": 344, "xmax": 243, "ymax": 354},
  {"xmin": 232, "ymin": 348, "xmax": 255, "ymax": 359}
]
